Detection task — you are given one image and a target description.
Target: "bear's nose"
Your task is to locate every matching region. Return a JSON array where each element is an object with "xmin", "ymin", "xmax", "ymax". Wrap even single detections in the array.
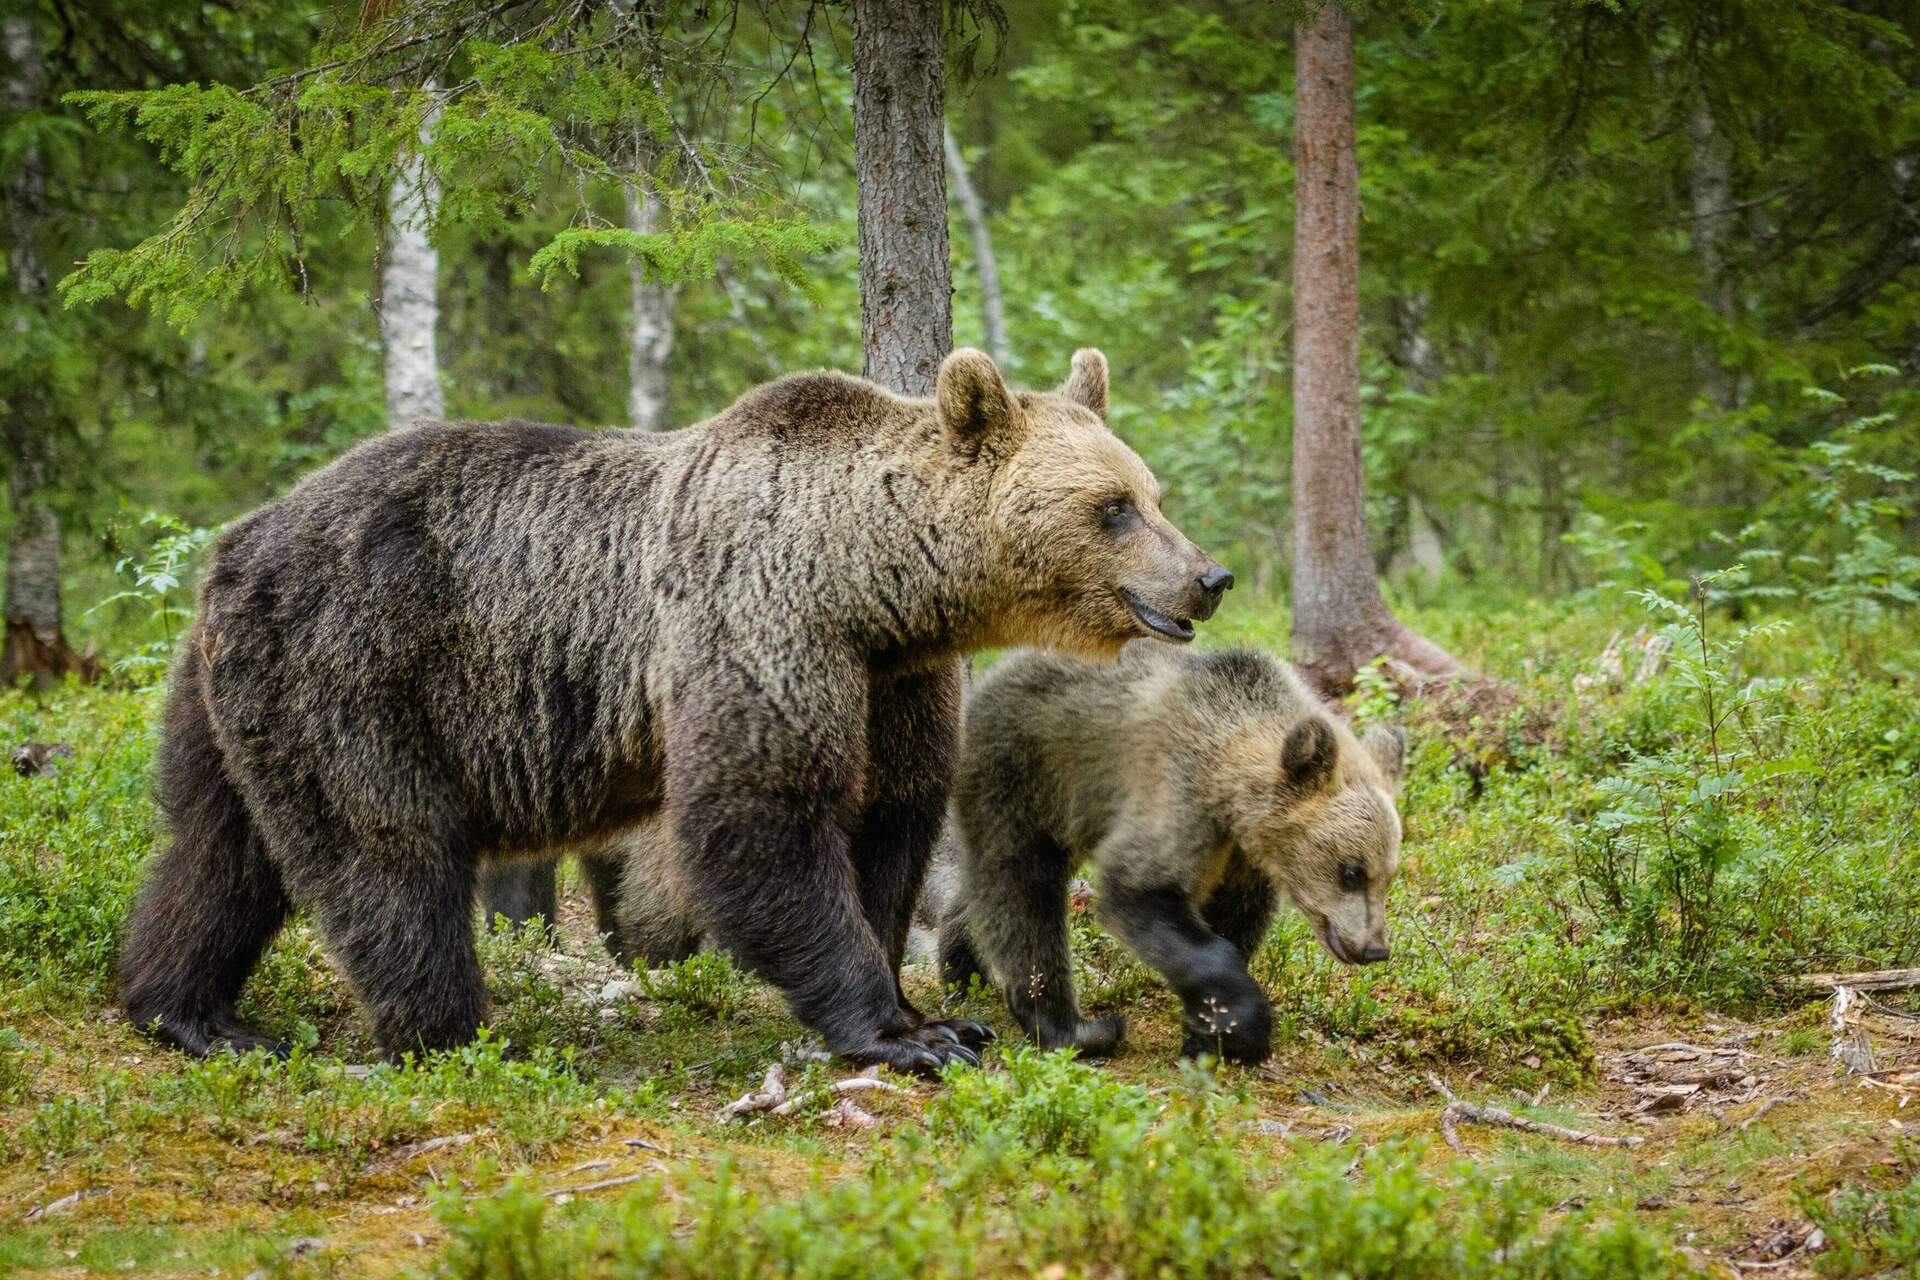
[
  {"xmin": 1198, "ymin": 566, "xmax": 1234, "ymax": 596},
  {"xmin": 1359, "ymin": 943, "xmax": 1391, "ymax": 964}
]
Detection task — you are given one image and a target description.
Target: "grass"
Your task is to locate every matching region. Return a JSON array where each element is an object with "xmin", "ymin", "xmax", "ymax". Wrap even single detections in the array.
[{"xmin": 1, "ymin": 591, "xmax": 1917, "ymax": 1276}]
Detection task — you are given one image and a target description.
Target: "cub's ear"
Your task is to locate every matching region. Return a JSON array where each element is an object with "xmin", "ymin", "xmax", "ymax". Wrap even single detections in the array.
[
  {"xmin": 937, "ymin": 348, "xmax": 1022, "ymax": 454},
  {"xmin": 1059, "ymin": 347, "xmax": 1109, "ymax": 420},
  {"xmin": 1281, "ymin": 717, "xmax": 1338, "ymax": 790},
  {"xmin": 1361, "ymin": 724, "xmax": 1407, "ymax": 792}
]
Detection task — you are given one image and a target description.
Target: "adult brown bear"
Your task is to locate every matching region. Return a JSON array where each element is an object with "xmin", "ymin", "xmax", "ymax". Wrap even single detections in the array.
[{"xmin": 118, "ymin": 349, "xmax": 1232, "ymax": 1072}]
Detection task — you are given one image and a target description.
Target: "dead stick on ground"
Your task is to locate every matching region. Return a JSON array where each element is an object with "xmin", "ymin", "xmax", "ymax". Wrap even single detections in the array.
[
  {"xmin": 1739, "ymin": 1097, "xmax": 1787, "ymax": 1132},
  {"xmin": 1428, "ymin": 1074, "xmax": 1642, "ymax": 1151}
]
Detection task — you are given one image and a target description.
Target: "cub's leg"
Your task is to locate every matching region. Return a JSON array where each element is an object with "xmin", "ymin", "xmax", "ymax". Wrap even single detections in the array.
[
  {"xmin": 577, "ymin": 849, "xmax": 638, "ymax": 967},
  {"xmin": 953, "ymin": 802, "xmax": 1125, "ymax": 1058},
  {"xmin": 613, "ymin": 820, "xmax": 706, "ymax": 967},
  {"xmin": 850, "ymin": 663, "xmax": 992, "ymax": 1053},
  {"xmin": 1200, "ymin": 853, "xmax": 1278, "ymax": 964},
  {"xmin": 479, "ymin": 862, "xmax": 557, "ymax": 937},
  {"xmin": 1100, "ymin": 872, "xmax": 1272, "ymax": 1064}
]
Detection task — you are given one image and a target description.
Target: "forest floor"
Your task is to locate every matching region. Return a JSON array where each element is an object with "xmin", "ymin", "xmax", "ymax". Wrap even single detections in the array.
[
  {"xmin": 0, "ymin": 888, "xmax": 1915, "ymax": 1280},
  {"xmin": 2, "ymin": 598, "xmax": 1916, "ymax": 1277}
]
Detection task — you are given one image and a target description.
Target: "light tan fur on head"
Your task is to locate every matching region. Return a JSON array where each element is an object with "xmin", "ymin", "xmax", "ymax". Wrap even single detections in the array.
[
  {"xmin": 949, "ymin": 347, "xmax": 1229, "ymax": 658},
  {"xmin": 1222, "ymin": 717, "xmax": 1405, "ymax": 964}
]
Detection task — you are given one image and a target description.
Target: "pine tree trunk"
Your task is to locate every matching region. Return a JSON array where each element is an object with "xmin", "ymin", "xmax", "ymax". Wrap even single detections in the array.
[
  {"xmin": 626, "ymin": 180, "xmax": 675, "ymax": 432},
  {"xmin": 1687, "ymin": 100, "xmax": 1743, "ymax": 409},
  {"xmin": 1289, "ymin": 3, "xmax": 1457, "ymax": 697},
  {"xmin": 944, "ymin": 124, "xmax": 1009, "ymax": 368},
  {"xmin": 852, "ymin": 0, "xmax": 951, "ymax": 396},
  {"xmin": 2, "ymin": 14, "xmax": 88, "ymax": 685},
  {"xmin": 382, "ymin": 88, "xmax": 445, "ymax": 428}
]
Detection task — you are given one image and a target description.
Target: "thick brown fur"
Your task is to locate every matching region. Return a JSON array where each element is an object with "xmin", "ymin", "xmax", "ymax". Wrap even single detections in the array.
[
  {"xmin": 938, "ymin": 642, "xmax": 1405, "ymax": 1063},
  {"xmin": 118, "ymin": 349, "xmax": 1230, "ymax": 1072}
]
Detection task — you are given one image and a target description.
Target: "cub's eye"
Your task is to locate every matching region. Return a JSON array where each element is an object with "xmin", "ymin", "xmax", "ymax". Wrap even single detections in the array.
[
  {"xmin": 1339, "ymin": 863, "xmax": 1367, "ymax": 892},
  {"xmin": 1099, "ymin": 497, "xmax": 1136, "ymax": 529}
]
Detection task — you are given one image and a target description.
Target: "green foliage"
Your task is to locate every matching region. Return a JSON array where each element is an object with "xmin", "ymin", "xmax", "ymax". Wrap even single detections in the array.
[
  {"xmin": 427, "ymin": 1051, "xmax": 1684, "ymax": 1279},
  {"xmin": 1802, "ymin": 1148, "xmax": 1920, "ymax": 1277},
  {"xmin": 85, "ymin": 512, "xmax": 216, "ymax": 682},
  {"xmin": 637, "ymin": 952, "xmax": 751, "ymax": 1030},
  {"xmin": 57, "ymin": 5, "xmax": 834, "ymax": 328}
]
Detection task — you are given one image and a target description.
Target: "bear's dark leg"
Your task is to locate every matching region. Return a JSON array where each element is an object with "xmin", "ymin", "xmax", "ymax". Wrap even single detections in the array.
[
  {"xmin": 1100, "ymin": 878, "xmax": 1272, "ymax": 1064},
  {"xmin": 303, "ymin": 845, "xmax": 485, "ymax": 1061},
  {"xmin": 478, "ymin": 861, "xmax": 557, "ymax": 937},
  {"xmin": 120, "ymin": 663, "xmax": 292, "ymax": 1058},
  {"xmin": 848, "ymin": 665, "xmax": 990, "ymax": 1050},
  {"xmin": 669, "ymin": 685, "xmax": 987, "ymax": 1073},
  {"xmin": 1200, "ymin": 853, "xmax": 1278, "ymax": 964}
]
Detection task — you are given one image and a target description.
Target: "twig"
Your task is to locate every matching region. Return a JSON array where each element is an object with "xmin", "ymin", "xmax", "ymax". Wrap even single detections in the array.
[
  {"xmin": 358, "ymin": 1131, "xmax": 475, "ymax": 1176},
  {"xmin": 1429, "ymin": 1073, "xmax": 1641, "ymax": 1150},
  {"xmin": 1443, "ymin": 1101, "xmax": 1644, "ymax": 1148},
  {"xmin": 1739, "ymin": 1097, "xmax": 1787, "ymax": 1131},
  {"xmin": 24, "ymin": 1188, "xmax": 109, "ymax": 1222},
  {"xmin": 544, "ymin": 1171, "xmax": 654, "ymax": 1199}
]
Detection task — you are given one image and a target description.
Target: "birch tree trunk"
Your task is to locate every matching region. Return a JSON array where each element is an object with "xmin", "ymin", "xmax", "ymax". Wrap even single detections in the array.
[
  {"xmin": 626, "ymin": 180, "xmax": 676, "ymax": 432},
  {"xmin": 852, "ymin": 0, "xmax": 951, "ymax": 396},
  {"xmin": 2, "ymin": 14, "xmax": 88, "ymax": 685},
  {"xmin": 382, "ymin": 89, "xmax": 445, "ymax": 428},
  {"xmin": 944, "ymin": 124, "xmax": 1009, "ymax": 368},
  {"xmin": 1289, "ymin": 3, "xmax": 1458, "ymax": 697}
]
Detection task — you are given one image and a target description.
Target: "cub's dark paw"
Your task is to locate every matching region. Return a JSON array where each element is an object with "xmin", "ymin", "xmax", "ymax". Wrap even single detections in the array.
[
  {"xmin": 1179, "ymin": 989, "xmax": 1272, "ymax": 1064},
  {"xmin": 922, "ymin": 1016, "xmax": 996, "ymax": 1052},
  {"xmin": 845, "ymin": 1026, "xmax": 982, "ymax": 1076},
  {"xmin": 1072, "ymin": 1014, "xmax": 1127, "ymax": 1058}
]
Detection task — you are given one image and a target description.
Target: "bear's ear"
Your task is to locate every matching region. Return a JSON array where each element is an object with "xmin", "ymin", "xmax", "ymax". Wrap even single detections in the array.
[
  {"xmin": 1280, "ymin": 717, "xmax": 1338, "ymax": 790},
  {"xmin": 1361, "ymin": 724, "xmax": 1407, "ymax": 791},
  {"xmin": 937, "ymin": 348, "xmax": 1022, "ymax": 454},
  {"xmin": 1058, "ymin": 347, "xmax": 1109, "ymax": 420}
]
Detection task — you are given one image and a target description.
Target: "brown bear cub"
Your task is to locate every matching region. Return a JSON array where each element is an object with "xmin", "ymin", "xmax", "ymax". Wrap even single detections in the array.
[
  {"xmin": 119, "ymin": 348, "xmax": 1231, "ymax": 1075},
  {"xmin": 939, "ymin": 642, "xmax": 1405, "ymax": 1063}
]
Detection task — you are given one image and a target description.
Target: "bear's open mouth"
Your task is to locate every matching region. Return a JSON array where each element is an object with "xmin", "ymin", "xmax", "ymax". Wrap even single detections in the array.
[
  {"xmin": 1121, "ymin": 591, "xmax": 1195, "ymax": 642},
  {"xmin": 1313, "ymin": 914, "xmax": 1356, "ymax": 964}
]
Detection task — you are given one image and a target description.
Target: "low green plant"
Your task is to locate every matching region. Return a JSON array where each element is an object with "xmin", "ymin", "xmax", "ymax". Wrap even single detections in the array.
[
  {"xmin": 87, "ymin": 512, "xmax": 215, "ymax": 682},
  {"xmin": 638, "ymin": 951, "xmax": 750, "ymax": 1028},
  {"xmin": 1801, "ymin": 1146, "xmax": 1920, "ymax": 1277}
]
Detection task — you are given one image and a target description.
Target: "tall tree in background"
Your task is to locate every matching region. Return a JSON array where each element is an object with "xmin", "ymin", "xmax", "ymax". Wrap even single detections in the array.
[
  {"xmin": 626, "ymin": 175, "xmax": 675, "ymax": 431},
  {"xmin": 1, "ymin": 13, "xmax": 89, "ymax": 684},
  {"xmin": 1289, "ymin": 2, "xmax": 1458, "ymax": 696},
  {"xmin": 382, "ymin": 92, "xmax": 445, "ymax": 427},
  {"xmin": 944, "ymin": 124, "xmax": 1008, "ymax": 367},
  {"xmin": 852, "ymin": 0, "xmax": 951, "ymax": 396}
]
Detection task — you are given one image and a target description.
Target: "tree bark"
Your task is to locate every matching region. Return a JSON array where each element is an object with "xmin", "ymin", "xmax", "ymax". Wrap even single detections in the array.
[
  {"xmin": 2, "ymin": 14, "xmax": 89, "ymax": 685},
  {"xmin": 625, "ymin": 179, "xmax": 676, "ymax": 431},
  {"xmin": 852, "ymin": 0, "xmax": 951, "ymax": 396},
  {"xmin": 943, "ymin": 124, "xmax": 1009, "ymax": 368},
  {"xmin": 1289, "ymin": 3, "xmax": 1458, "ymax": 697},
  {"xmin": 1687, "ymin": 99, "xmax": 1743, "ymax": 409},
  {"xmin": 382, "ymin": 88, "xmax": 445, "ymax": 428}
]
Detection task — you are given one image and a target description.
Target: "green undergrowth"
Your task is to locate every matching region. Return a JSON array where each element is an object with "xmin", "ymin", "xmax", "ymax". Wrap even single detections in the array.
[{"xmin": 425, "ymin": 1047, "xmax": 1683, "ymax": 1280}]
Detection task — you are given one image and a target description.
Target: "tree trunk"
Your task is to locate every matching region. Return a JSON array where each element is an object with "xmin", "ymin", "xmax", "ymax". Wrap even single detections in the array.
[
  {"xmin": 2, "ymin": 14, "xmax": 89, "ymax": 685},
  {"xmin": 1687, "ymin": 99, "xmax": 1742, "ymax": 409},
  {"xmin": 1289, "ymin": 3, "xmax": 1457, "ymax": 697},
  {"xmin": 382, "ymin": 88, "xmax": 445, "ymax": 428},
  {"xmin": 852, "ymin": 0, "xmax": 951, "ymax": 396},
  {"xmin": 944, "ymin": 124, "xmax": 1009, "ymax": 368},
  {"xmin": 626, "ymin": 180, "xmax": 676, "ymax": 431}
]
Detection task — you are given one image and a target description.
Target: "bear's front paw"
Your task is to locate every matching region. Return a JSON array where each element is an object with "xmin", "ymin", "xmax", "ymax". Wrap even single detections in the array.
[
  {"xmin": 844, "ymin": 1024, "xmax": 983, "ymax": 1076},
  {"xmin": 1072, "ymin": 1014, "xmax": 1127, "ymax": 1058},
  {"xmin": 920, "ymin": 1016, "xmax": 997, "ymax": 1052}
]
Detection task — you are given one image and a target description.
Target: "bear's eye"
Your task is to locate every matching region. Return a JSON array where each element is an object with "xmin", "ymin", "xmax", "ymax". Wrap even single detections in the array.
[
  {"xmin": 1099, "ymin": 496, "xmax": 1137, "ymax": 530},
  {"xmin": 1339, "ymin": 863, "xmax": 1367, "ymax": 892}
]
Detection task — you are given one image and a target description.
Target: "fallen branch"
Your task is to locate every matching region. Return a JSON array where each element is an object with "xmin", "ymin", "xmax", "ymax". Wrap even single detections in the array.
[
  {"xmin": 544, "ymin": 1170, "xmax": 659, "ymax": 1199},
  {"xmin": 23, "ymin": 1188, "xmax": 108, "ymax": 1222},
  {"xmin": 1738, "ymin": 1097, "xmax": 1787, "ymax": 1132},
  {"xmin": 718, "ymin": 1063, "xmax": 915, "ymax": 1122},
  {"xmin": 1428, "ymin": 1074, "xmax": 1642, "ymax": 1151},
  {"xmin": 1782, "ymin": 968, "xmax": 1920, "ymax": 994},
  {"xmin": 358, "ymin": 1131, "xmax": 475, "ymax": 1176}
]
